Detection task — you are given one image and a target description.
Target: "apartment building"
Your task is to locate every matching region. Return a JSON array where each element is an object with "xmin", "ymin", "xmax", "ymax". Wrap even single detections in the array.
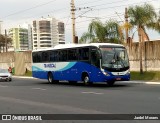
[
  {"xmin": 32, "ymin": 17, "xmax": 65, "ymax": 50},
  {"xmin": 9, "ymin": 28, "xmax": 29, "ymax": 51},
  {"xmin": 28, "ymin": 24, "xmax": 33, "ymax": 50}
]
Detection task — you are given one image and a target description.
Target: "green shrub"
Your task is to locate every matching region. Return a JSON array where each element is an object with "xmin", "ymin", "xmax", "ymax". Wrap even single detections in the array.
[{"xmin": 131, "ymin": 71, "xmax": 160, "ymax": 81}]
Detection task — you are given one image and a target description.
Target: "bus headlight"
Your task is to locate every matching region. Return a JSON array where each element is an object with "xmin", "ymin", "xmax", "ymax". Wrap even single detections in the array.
[
  {"xmin": 126, "ymin": 70, "xmax": 130, "ymax": 75},
  {"xmin": 102, "ymin": 71, "xmax": 110, "ymax": 76}
]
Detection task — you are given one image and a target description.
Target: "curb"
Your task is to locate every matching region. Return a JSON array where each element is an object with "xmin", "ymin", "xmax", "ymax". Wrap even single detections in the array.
[
  {"xmin": 144, "ymin": 82, "xmax": 160, "ymax": 85},
  {"xmin": 13, "ymin": 76, "xmax": 35, "ymax": 79},
  {"xmin": 121, "ymin": 81, "xmax": 160, "ymax": 85}
]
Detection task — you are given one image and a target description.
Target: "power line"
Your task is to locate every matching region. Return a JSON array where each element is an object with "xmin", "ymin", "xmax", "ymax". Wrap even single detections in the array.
[
  {"xmin": 77, "ymin": 0, "xmax": 107, "ymax": 6},
  {"xmin": 93, "ymin": 0, "xmax": 156, "ymax": 10},
  {"xmin": 2, "ymin": 0, "xmax": 158, "ymax": 20},
  {"xmin": 2, "ymin": 0, "xmax": 156, "ymax": 21},
  {"xmin": 65, "ymin": 14, "xmax": 124, "ymax": 26},
  {"xmin": 2, "ymin": 0, "xmax": 159, "ymax": 29},
  {"xmin": 0, "ymin": 0, "xmax": 129, "ymax": 20},
  {"xmin": 1, "ymin": 0, "xmax": 57, "ymax": 19},
  {"xmin": 79, "ymin": 0, "xmax": 126, "ymax": 8}
]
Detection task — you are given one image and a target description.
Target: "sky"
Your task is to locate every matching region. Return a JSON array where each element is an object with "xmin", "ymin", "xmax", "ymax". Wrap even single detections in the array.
[{"xmin": 0, "ymin": 0, "xmax": 160, "ymax": 43}]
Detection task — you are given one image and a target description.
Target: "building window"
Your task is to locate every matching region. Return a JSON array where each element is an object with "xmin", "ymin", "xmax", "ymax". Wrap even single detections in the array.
[
  {"xmin": 40, "ymin": 34, "xmax": 51, "ymax": 36},
  {"xmin": 40, "ymin": 45, "xmax": 51, "ymax": 47},
  {"xmin": 40, "ymin": 41, "xmax": 51, "ymax": 43},
  {"xmin": 40, "ymin": 38, "xmax": 51, "ymax": 40},
  {"xmin": 59, "ymin": 42, "xmax": 65, "ymax": 44}
]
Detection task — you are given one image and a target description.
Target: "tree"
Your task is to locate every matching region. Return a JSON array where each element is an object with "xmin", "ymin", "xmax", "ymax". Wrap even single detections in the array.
[
  {"xmin": 0, "ymin": 34, "xmax": 12, "ymax": 53},
  {"xmin": 128, "ymin": 3, "xmax": 157, "ymax": 74},
  {"xmin": 147, "ymin": 10, "xmax": 160, "ymax": 33},
  {"xmin": 79, "ymin": 19, "xmax": 123, "ymax": 44},
  {"xmin": 0, "ymin": 34, "xmax": 5, "ymax": 52}
]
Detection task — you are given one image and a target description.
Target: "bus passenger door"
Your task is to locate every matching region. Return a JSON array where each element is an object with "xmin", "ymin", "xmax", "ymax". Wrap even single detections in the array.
[{"xmin": 90, "ymin": 49, "xmax": 101, "ymax": 81}]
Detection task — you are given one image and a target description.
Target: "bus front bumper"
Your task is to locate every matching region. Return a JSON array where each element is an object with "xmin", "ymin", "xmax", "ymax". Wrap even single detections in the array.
[{"xmin": 104, "ymin": 74, "xmax": 130, "ymax": 82}]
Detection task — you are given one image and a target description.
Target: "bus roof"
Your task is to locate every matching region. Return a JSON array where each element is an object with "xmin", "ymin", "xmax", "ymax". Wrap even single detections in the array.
[{"xmin": 32, "ymin": 43, "xmax": 124, "ymax": 52}]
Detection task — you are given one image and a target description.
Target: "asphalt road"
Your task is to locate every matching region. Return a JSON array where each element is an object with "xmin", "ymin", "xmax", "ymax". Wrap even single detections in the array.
[{"xmin": 0, "ymin": 77, "xmax": 160, "ymax": 123}]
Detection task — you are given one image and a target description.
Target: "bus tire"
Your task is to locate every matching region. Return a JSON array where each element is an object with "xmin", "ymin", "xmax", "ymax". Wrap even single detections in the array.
[
  {"xmin": 107, "ymin": 81, "xmax": 115, "ymax": 86},
  {"xmin": 48, "ymin": 72, "xmax": 54, "ymax": 84}
]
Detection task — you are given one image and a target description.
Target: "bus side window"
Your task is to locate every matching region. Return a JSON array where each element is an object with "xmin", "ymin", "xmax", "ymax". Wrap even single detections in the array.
[
  {"xmin": 37, "ymin": 52, "xmax": 42, "ymax": 63},
  {"xmin": 50, "ymin": 51, "xmax": 54, "ymax": 61},
  {"xmin": 78, "ymin": 48, "xmax": 89, "ymax": 61},
  {"xmin": 62, "ymin": 50, "xmax": 68, "ymax": 61},
  {"xmin": 59, "ymin": 51, "xmax": 63, "ymax": 61},
  {"xmin": 33, "ymin": 52, "xmax": 37, "ymax": 62},
  {"xmin": 42, "ymin": 51, "xmax": 49, "ymax": 62},
  {"xmin": 68, "ymin": 49, "xmax": 77, "ymax": 61},
  {"xmin": 50, "ymin": 51, "xmax": 59, "ymax": 62},
  {"xmin": 55, "ymin": 51, "xmax": 59, "ymax": 61}
]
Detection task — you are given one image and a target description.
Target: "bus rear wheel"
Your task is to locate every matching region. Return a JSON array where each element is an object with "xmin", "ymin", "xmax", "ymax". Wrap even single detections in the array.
[{"xmin": 48, "ymin": 72, "xmax": 53, "ymax": 84}]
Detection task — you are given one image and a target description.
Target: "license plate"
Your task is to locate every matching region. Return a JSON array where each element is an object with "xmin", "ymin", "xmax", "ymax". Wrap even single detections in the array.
[{"xmin": 116, "ymin": 78, "xmax": 121, "ymax": 80}]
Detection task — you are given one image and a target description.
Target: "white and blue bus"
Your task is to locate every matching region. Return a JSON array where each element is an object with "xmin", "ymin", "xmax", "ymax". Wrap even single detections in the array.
[{"xmin": 32, "ymin": 43, "xmax": 130, "ymax": 86}]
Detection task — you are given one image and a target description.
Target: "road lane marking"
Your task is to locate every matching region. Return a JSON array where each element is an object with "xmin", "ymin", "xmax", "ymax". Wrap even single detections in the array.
[
  {"xmin": 0, "ymin": 85, "xmax": 8, "ymax": 87},
  {"xmin": 81, "ymin": 92, "xmax": 104, "ymax": 95},
  {"xmin": 0, "ymin": 96, "xmax": 106, "ymax": 114},
  {"xmin": 81, "ymin": 92, "xmax": 94, "ymax": 94},
  {"xmin": 32, "ymin": 88, "xmax": 46, "ymax": 91}
]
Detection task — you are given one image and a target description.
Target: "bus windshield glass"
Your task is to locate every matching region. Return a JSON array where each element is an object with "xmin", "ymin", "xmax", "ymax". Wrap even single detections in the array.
[{"xmin": 100, "ymin": 47, "xmax": 129, "ymax": 70}]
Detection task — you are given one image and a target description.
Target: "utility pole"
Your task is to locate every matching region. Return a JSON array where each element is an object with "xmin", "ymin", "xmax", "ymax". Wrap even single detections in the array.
[
  {"xmin": 5, "ymin": 29, "xmax": 7, "ymax": 52},
  {"xmin": 0, "ymin": 21, "xmax": 2, "ymax": 34},
  {"xmin": 125, "ymin": 8, "xmax": 129, "ymax": 44},
  {"xmin": 71, "ymin": 0, "xmax": 76, "ymax": 44},
  {"xmin": 125, "ymin": 7, "xmax": 130, "ymax": 54}
]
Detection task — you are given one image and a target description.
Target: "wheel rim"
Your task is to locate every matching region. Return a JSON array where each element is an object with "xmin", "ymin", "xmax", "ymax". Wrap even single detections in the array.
[
  {"xmin": 84, "ymin": 76, "xmax": 89, "ymax": 83},
  {"xmin": 48, "ymin": 73, "xmax": 52, "ymax": 83}
]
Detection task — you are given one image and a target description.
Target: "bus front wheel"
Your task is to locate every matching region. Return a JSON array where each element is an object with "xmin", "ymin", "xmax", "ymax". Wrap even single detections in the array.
[
  {"xmin": 82, "ymin": 74, "xmax": 90, "ymax": 85},
  {"xmin": 48, "ymin": 72, "xmax": 53, "ymax": 84}
]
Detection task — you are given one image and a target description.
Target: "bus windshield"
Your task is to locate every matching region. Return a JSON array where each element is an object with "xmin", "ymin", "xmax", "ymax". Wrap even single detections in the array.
[{"xmin": 100, "ymin": 47, "xmax": 129, "ymax": 71}]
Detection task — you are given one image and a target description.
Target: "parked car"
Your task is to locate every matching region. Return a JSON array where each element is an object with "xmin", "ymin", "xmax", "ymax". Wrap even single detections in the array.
[{"xmin": 0, "ymin": 69, "xmax": 12, "ymax": 81}]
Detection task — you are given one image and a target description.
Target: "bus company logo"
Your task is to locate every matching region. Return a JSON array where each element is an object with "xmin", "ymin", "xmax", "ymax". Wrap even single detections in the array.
[{"xmin": 44, "ymin": 63, "xmax": 56, "ymax": 68}]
